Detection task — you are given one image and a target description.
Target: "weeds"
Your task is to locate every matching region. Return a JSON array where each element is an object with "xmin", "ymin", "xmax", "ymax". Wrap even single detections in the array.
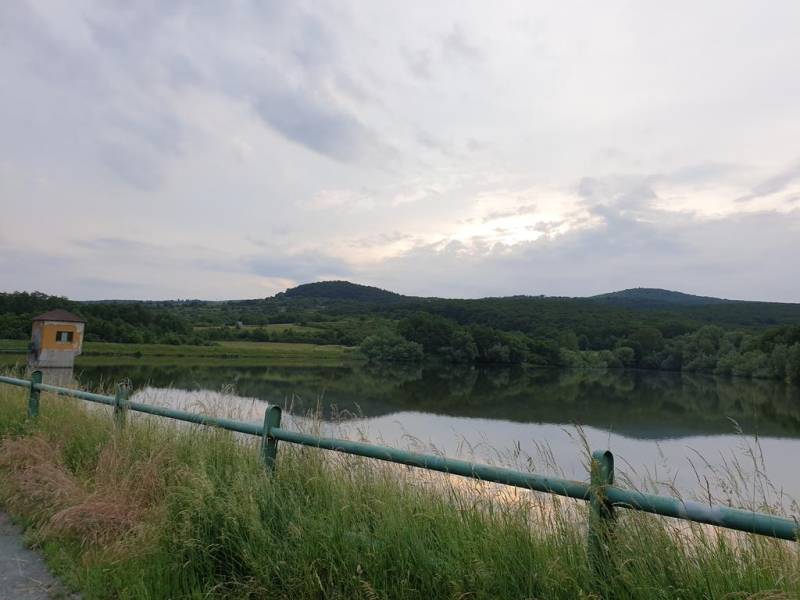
[{"xmin": 0, "ymin": 383, "xmax": 798, "ymax": 599}]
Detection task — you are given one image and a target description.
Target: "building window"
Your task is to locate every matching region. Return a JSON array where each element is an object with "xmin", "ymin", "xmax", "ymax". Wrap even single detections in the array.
[{"xmin": 56, "ymin": 331, "xmax": 74, "ymax": 343}]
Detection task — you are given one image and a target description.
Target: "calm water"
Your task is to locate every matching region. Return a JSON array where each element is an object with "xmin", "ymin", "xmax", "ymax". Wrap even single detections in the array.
[{"xmin": 21, "ymin": 360, "xmax": 800, "ymax": 502}]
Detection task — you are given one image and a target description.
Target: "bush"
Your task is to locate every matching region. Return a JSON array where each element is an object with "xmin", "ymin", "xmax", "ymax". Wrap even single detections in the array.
[
  {"xmin": 359, "ymin": 331, "xmax": 424, "ymax": 363},
  {"xmin": 1, "ymin": 385, "xmax": 799, "ymax": 598}
]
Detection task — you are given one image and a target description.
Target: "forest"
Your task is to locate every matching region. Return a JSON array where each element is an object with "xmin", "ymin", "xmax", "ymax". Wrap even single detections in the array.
[{"xmin": 2, "ymin": 282, "xmax": 799, "ymax": 383}]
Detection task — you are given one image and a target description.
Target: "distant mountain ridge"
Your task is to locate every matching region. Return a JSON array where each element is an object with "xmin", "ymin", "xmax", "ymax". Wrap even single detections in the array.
[
  {"xmin": 280, "ymin": 281, "xmax": 408, "ymax": 303},
  {"xmin": 590, "ymin": 287, "xmax": 735, "ymax": 308},
  {"xmin": 276, "ymin": 281, "xmax": 789, "ymax": 307},
  {"xmin": 266, "ymin": 281, "xmax": 800, "ymax": 330}
]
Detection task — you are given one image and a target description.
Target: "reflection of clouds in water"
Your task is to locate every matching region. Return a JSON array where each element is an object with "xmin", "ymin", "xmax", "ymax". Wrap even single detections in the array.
[
  {"xmin": 133, "ymin": 386, "xmax": 266, "ymax": 423},
  {"xmin": 131, "ymin": 386, "xmax": 800, "ymax": 507}
]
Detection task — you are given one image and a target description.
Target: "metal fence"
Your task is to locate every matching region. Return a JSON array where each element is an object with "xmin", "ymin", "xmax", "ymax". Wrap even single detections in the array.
[{"xmin": 1, "ymin": 371, "xmax": 797, "ymax": 574}]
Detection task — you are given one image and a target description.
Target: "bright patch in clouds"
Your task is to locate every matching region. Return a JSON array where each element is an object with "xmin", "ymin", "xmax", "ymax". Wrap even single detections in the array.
[{"xmin": 1, "ymin": 1, "xmax": 799, "ymax": 301}]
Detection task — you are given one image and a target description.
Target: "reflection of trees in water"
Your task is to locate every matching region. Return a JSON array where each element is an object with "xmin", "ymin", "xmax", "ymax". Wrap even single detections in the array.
[{"xmin": 73, "ymin": 362, "xmax": 800, "ymax": 440}]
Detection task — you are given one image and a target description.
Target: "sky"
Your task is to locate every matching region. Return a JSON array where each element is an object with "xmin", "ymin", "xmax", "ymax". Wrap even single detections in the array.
[{"xmin": 1, "ymin": 1, "xmax": 799, "ymax": 302}]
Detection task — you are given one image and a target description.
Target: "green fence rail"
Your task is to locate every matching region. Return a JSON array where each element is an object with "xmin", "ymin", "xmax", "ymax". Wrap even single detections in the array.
[{"xmin": 1, "ymin": 372, "xmax": 797, "ymax": 572}]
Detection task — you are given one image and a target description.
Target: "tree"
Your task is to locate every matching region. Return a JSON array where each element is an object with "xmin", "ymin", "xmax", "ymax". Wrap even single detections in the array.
[
  {"xmin": 398, "ymin": 312, "xmax": 457, "ymax": 354},
  {"xmin": 786, "ymin": 343, "xmax": 800, "ymax": 383},
  {"xmin": 438, "ymin": 329, "xmax": 478, "ymax": 363},
  {"xmin": 468, "ymin": 325, "xmax": 529, "ymax": 364},
  {"xmin": 359, "ymin": 331, "xmax": 423, "ymax": 363},
  {"xmin": 613, "ymin": 346, "xmax": 636, "ymax": 368},
  {"xmin": 626, "ymin": 327, "xmax": 664, "ymax": 364}
]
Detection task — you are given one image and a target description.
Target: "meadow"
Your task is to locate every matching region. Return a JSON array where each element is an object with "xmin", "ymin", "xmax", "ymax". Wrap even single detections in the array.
[
  {"xmin": 0, "ymin": 382, "xmax": 797, "ymax": 599},
  {"xmin": 0, "ymin": 338, "xmax": 356, "ymax": 362}
]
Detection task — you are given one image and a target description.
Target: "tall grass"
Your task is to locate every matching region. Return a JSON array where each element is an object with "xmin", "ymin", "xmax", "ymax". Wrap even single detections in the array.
[{"xmin": 0, "ymin": 383, "xmax": 798, "ymax": 599}]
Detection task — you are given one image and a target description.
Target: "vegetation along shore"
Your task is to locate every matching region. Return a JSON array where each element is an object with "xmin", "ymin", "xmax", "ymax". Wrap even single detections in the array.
[
  {"xmin": 0, "ymin": 382, "xmax": 798, "ymax": 599},
  {"xmin": 2, "ymin": 282, "xmax": 799, "ymax": 381}
]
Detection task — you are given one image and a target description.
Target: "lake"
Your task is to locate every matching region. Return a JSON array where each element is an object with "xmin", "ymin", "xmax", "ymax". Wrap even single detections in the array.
[{"xmin": 11, "ymin": 358, "xmax": 800, "ymax": 504}]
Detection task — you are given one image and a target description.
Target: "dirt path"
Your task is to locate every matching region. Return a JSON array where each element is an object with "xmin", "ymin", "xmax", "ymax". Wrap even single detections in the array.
[{"xmin": 0, "ymin": 512, "xmax": 75, "ymax": 599}]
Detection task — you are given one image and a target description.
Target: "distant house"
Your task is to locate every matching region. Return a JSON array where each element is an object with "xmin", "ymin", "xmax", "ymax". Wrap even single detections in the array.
[{"xmin": 28, "ymin": 309, "xmax": 85, "ymax": 368}]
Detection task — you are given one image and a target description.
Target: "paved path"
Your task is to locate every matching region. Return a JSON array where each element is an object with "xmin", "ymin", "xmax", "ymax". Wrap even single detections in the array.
[{"xmin": 0, "ymin": 512, "xmax": 75, "ymax": 599}]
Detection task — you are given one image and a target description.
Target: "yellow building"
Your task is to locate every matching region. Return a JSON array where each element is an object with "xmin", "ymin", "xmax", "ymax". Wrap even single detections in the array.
[{"xmin": 28, "ymin": 309, "xmax": 85, "ymax": 368}]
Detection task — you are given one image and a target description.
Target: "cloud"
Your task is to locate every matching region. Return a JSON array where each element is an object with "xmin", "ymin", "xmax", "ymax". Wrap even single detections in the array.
[
  {"xmin": 252, "ymin": 89, "xmax": 374, "ymax": 162},
  {"xmin": 2, "ymin": 2, "xmax": 800, "ymax": 301},
  {"xmin": 482, "ymin": 203, "xmax": 539, "ymax": 223},
  {"xmin": 368, "ymin": 204, "xmax": 800, "ymax": 302},
  {"xmin": 349, "ymin": 231, "xmax": 411, "ymax": 248},
  {"xmin": 405, "ymin": 48, "xmax": 433, "ymax": 80},
  {"xmin": 442, "ymin": 24, "xmax": 482, "ymax": 63},
  {"xmin": 657, "ymin": 162, "xmax": 742, "ymax": 185},
  {"xmin": 578, "ymin": 177, "xmax": 658, "ymax": 213},
  {"xmin": 74, "ymin": 238, "xmax": 153, "ymax": 253},
  {"xmin": 248, "ymin": 250, "xmax": 352, "ymax": 282},
  {"xmin": 737, "ymin": 161, "xmax": 800, "ymax": 202}
]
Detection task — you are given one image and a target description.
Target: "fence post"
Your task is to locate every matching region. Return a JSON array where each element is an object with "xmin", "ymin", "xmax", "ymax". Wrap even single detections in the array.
[
  {"xmin": 261, "ymin": 405, "xmax": 282, "ymax": 472},
  {"xmin": 113, "ymin": 382, "xmax": 130, "ymax": 429},
  {"xmin": 588, "ymin": 449, "xmax": 616, "ymax": 583},
  {"xmin": 27, "ymin": 370, "xmax": 42, "ymax": 418}
]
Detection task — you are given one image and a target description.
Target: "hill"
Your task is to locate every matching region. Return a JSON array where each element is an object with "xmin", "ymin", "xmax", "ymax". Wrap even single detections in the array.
[
  {"xmin": 3, "ymin": 285, "xmax": 800, "ymax": 380},
  {"xmin": 591, "ymin": 288, "xmax": 731, "ymax": 308},
  {"xmin": 280, "ymin": 281, "xmax": 408, "ymax": 303}
]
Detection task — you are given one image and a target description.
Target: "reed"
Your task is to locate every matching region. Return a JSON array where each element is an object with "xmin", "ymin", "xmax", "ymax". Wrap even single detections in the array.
[{"xmin": 0, "ymin": 384, "xmax": 797, "ymax": 599}]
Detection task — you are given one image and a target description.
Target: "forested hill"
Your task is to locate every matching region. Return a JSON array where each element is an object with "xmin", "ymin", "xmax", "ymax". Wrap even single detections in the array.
[
  {"xmin": 270, "ymin": 282, "xmax": 800, "ymax": 329},
  {"xmin": 281, "ymin": 281, "xmax": 408, "ymax": 303},
  {"xmin": 2, "ymin": 283, "xmax": 800, "ymax": 382},
  {"xmin": 591, "ymin": 288, "xmax": 733, "ymax": 308}
]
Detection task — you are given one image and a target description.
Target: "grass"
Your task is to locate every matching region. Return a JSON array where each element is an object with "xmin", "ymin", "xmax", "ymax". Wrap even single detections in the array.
[
  {"xmin": 0, "ymin": 339, "xmax": 26, "ymax": 353},
  {"xmin": 0, "ymin": 338, "xmax": 357, "ymax": 361},
  {"xmin": 193, "ymin": 323, "xmax": 325, "ymax": 333},
  {"xmin": 0, "ymin": 383, "xmax": 798, "ymax": 599}
]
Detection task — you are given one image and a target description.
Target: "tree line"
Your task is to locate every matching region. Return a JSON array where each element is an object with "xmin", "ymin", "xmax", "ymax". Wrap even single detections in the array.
[
  {"xmin": 0, "ymin": 292, "xmax": 203, "ymax": 345},
  {"xmin": 2, "ymin": 290, "xmax": 799, "ymax": 383},
  {"xmin": 359, "ymin": 312, "xmax": 800, "ymax": 383}
]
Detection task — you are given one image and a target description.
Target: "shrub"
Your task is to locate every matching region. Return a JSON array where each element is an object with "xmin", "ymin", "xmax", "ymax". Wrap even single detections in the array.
[{"xmin": 359, "ymin": 331, "xmax": 424, "ymax": 363}]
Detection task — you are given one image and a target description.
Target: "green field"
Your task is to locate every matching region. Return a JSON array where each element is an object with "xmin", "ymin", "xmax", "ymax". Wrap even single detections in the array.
[
  {"xmin": 193, "ymin": 323, "xmax": 324, "ymax": 333},
  {"xmin": 0, "ymin": 339, "xmax": 357, "ymax": 362},
  {"xmin": 0, "ymin": 383, "xmax": 797, "ymax": 599}
]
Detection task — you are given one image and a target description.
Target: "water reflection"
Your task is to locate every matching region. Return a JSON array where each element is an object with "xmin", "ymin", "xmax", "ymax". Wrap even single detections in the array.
[
  {"xmin": 16, "ymin": 359, "xmax": 799, "ymax": 500},
  {"xmin": 32, "ymin": 366, "xmax": 76, "ymax": 387},
  {"xmin": 71, "ymin": 362, "xmax": 800, "ymax": 440}
]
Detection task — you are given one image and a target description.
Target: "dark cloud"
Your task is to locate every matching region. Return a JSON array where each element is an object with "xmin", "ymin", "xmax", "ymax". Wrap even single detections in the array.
[
  {"xmin": 349, "ymin": 231, "xmax": 411, "ymax": 248},
  {"xmin": 2, "ymin": 0, "xmax": 379, "ymax": 189},
  {"xmin": 253, "ymin": 88, "xmax": 374, "ymax": 162},
  {"xmin": 73, "ymin": 238, "xmax": 238, "ymax": 276},
  {"xmin": 482, "ymin": 203, "xmax": 539, "ymax": 222},
  {"xmin": 369, "ymin": 206, "xmax": 800, "ymax": 301},
  {"xmin": 99, "ymin": 142, "xmax": 164, "ymax": 190},
  {"xmin": 75, "ymin": 277, "xmax": 147, "ymax": 296},
  {"xmin": 0, "ymin": 2, "xmax": 99, "ymax": 88},
  {"xmin": 578, "ymin": 176, "xmax": 658, "ymax": 213},
  {"xmin": 0, "ymin": 2, "xmax": 186, "ymax": 190},
  {"xmin": 737, "ymin": 161, "xmax": 800, "ymax": 202},
  {"xmin": 527, "ymin": 220, "xmax": 565, "ymax": 235},
  {"xmin": 2, "ymin": 2, "xmax": 800, "ymax": 302},
  {"xmin": 442, "ymin": 25, "xmax": 482, "ymax": 62},
  {"xmin": 289, "ymin": 11, "xmax": 337, "ymax": 72},
  {"xmin": 248, "ymin": 250, "xmax": 352, "ymax": 282},
  {"xmin": 403, "ymin": 23, "xmax": 481, "ymax": 81},
  {"xmin": 74, "ymin": 238, "xmax": 153, "ymax": 253},
  {"xmin": 405, "ymin": 48, "xmax": 433, "ymax": 79},
  {"xmin": 466, "ymin": 138, "xmax": 485, "ymax": 152},
  {"xmin": 366, "ymin": 171, "xmax": 800, "ymax": 301},
  {"xmin": 658, "ymin": 162, "xmax": 742, "ymax": 185},
  {"xmin": 416, "ymin": 131, "xmax": 454, "ymax": 155}
]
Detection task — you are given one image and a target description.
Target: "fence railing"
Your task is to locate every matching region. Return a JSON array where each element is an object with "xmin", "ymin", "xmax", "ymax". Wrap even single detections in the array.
[{"xmin": 1, "ymin": 372, "xmax": 797, "ymax": 575}]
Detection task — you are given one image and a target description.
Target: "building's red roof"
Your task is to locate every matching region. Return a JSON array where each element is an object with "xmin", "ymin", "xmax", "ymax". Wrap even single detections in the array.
[{"xmin": 31, "ymin": 309, "xmax": 85, "ymax": 323}]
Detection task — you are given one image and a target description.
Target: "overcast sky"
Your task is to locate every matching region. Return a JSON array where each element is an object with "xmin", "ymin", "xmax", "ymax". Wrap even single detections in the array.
[{"xmin": 1, "ymin": 1, "xmax": 799, "ymax": 301}]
